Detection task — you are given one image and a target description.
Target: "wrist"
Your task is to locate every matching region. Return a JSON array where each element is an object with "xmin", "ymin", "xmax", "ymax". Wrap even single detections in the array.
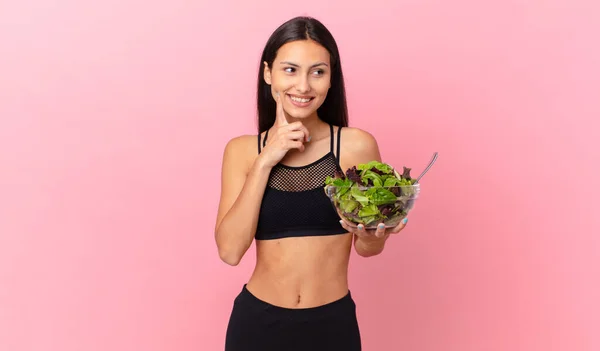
[
  {"xmin": 355, "ymin": 234, "xmax": 388, "ymax": 256},
  {"xmin": 254, "ymin": 154, "xmax": 274, "ymax": 172},
  {"xmin": 355, "ymin": 235, "xmax": 386, "ymax": 257}
]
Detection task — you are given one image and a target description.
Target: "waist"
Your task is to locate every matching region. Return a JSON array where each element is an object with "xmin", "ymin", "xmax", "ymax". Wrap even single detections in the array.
[
  {"xmin": 235, "ymin": 283, "xmax": 356, "ymax": 319},
  {"xmin": 246, "ymin": 275, "xmax": 350, "ymax": 309},
  {"xmin": 247, "ymin": 234, "xmax": 353, "ymax": 308}
]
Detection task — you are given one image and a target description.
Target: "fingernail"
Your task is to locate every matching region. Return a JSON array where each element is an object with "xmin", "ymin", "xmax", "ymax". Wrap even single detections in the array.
[
  {"xmin": 339, "ymin": 220, "xmax": 343, "ymax": 225},
  {"xmin": 378, "ymin": 223, "xmax": 385, "ymax": 229},
  {"xmin": 358, "ymin": 224, "xmax": 364, "ymax": 230},
  {"xmin": 402, "ymin": 217, "xmax": 408, "ymax": 224},
  {"xmin": 307, "ymin": 136, "xmax": 312, "ymax": 142}
]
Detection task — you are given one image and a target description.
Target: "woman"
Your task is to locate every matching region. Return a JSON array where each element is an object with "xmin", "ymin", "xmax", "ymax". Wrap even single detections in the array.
[{"xmin": 214, "ymin": 16, "xmax": 409, "ymax": 351}]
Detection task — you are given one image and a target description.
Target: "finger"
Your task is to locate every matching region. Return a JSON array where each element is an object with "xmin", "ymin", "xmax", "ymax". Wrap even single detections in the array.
[
  {"xmin": 286, "ymin": 122, "xmax": 310, "ymax": 142},
  {"xmin": 275, "ymin": 91, "xmax": 288, "ymax": 126},
  {"xmin": 375, "ymin": 222, "xmax": 386, "ymax": 238},
  {"xmin": 356, "ymin": 223, "xmax": 367, "ymax": 236},
  {"xmin": 338, "ymin": 219, "xmax": 356, "ymax": 233},
  {"xmin": 285, "ymin": 140, "xmax": 305, "ymax": 152},
  {"xmin": 390, "ymin": 217, "xmax": 409, "ymax": 234},
  {"xmin": 284, "ymin": 130, "xmax": 306, "ymax": 142}
]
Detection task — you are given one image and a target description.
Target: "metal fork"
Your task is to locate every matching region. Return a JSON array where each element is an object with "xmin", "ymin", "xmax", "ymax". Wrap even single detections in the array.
[{"xmin": 414, "ymin": 152, "xmax": 438, "ymax": 184}]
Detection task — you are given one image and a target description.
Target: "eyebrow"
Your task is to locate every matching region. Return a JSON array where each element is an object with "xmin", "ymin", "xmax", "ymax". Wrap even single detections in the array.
[{"xmin": 280, "ymin": 61, "xmax": 329, "ymax": 68}]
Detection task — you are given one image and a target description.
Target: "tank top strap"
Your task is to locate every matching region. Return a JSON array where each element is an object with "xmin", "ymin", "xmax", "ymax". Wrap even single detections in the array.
[
  {"xmin": 329, "ymin": 124, "xmax": 334, "ymax": 154},
  {"xmin": 328, "ymin": 124, "xmax": 343, "ymax": 159},
  {"xmin": 264, "ymin": 129, "xmax": 269, "ymax": 147},
  {"xmin": 336, "ymin": 125, "xmax": 342, "ymax": 160},
  {"xmin": 258, "ymin": 129, "xmax": 269, "ymax": 154}
]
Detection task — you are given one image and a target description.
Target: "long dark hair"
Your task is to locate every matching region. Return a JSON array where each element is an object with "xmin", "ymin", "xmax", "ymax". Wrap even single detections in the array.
[{"xmin": 257, "ymin": 16, "xmax": 349, "ymax": 133}]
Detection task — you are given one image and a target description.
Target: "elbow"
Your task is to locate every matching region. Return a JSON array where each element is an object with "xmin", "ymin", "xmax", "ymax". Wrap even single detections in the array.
[
  {"xmin": 218, "ymin": 246, "xmax": 242, "ymax": 266},
  {"xmin": 215, "ymin": 222, "xmax": 253, "ymax": 266},
  {"xmin": 215, "ymin": 230, "xmax": 243, "ymax": 266}
]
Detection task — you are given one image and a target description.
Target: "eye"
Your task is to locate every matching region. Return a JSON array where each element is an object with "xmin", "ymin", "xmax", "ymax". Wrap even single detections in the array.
[
  {"xmin": 284, "ymin": 67, "xmax": 296, "ymax": 73},
  {"xmin": 313, "ymin": 69, "xmax": 325, "ymax": 76}
]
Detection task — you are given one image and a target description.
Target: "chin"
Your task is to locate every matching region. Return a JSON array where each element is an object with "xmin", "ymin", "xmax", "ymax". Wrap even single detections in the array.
[{"xmin": 287, "ymin": 110, "xmax": 317, "ymax": 119}]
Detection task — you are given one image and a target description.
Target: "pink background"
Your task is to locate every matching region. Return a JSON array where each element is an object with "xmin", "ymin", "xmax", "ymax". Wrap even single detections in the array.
[{"xmin": 1, "ymin": 1, "xmax": 599, "ymax": 350}]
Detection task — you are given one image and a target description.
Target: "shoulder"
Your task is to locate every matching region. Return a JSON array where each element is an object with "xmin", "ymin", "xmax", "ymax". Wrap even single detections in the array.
[
  {"xmin": 339, "ymin": 126, "xmax": 378, "ymax": 151},
  {"xmin": 221, "ymin": 134, "xmax": 260, "ymax": 173},
  {"xmin": 338, "ymin": 126, "xmax": 382, "ymax": 167},
  {"xmin": 224, "ymin": 134, "xmax": 257, "ymax": 151}
]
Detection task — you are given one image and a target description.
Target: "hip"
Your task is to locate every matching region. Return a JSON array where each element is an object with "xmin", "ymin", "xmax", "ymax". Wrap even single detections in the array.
[{"xmin": 225, "ymin": 284, "xmax": 361, "ymax": 351}]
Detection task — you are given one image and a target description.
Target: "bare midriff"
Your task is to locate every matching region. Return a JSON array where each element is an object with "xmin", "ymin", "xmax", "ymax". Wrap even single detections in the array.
[{"xmin": 245, "ymin": 232, "xmax": 354, "ymax": 308}]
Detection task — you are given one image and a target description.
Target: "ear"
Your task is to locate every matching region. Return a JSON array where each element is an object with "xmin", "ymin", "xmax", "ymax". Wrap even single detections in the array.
[{"xmin": 263, "ymin": 61, "xmax": 272, "ymax": 85}]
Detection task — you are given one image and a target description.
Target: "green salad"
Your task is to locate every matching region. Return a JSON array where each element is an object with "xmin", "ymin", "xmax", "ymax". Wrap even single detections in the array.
[{"xmin": 324, "ymin": 161, "xmax": 417, "ymax": 226}]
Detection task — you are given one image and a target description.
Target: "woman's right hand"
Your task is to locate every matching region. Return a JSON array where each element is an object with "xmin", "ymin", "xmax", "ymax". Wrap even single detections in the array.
[{"xmin": 258, "ymin": 91, "xmax": 311, "ymax": 168}]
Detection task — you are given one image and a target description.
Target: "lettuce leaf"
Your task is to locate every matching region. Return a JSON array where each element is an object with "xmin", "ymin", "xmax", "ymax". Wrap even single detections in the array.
[
  {"xmin": 340, "ymin": 198, "xmax": 359, "ymax": 213},
  {"xmin": 361, "ymin": 170, "xmax": 383, "ymax": 187},
  {"xmin": 357, "ymin": 161, "xmax": 394, "ymax": 174},
  {"xmin": 368, "ymin": 187, "xmax": 397, "ymax": 206},
  {"xmin": 350, "ymin": 185, "xmax": 370, "ymax": 206},
  {"xmin": 358, "ymin": 204, "xmax": 380, "ymax": 217}
]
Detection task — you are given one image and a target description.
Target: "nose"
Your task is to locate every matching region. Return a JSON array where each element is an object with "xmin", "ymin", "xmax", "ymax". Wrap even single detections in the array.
[{"xmin": 294, "ymin": 75, "xmax": 311, "ymax": 94}]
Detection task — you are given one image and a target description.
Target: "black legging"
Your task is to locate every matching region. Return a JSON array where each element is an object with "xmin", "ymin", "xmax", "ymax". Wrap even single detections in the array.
[{"xmin": 225, "ymin": 285, "xmax": 362, "ymax": 351}]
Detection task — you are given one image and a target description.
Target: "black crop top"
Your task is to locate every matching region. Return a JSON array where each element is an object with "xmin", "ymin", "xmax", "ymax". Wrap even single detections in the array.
[{"xmin": 255, "ymin": 124, "xmax": 348, "ymax": 240}]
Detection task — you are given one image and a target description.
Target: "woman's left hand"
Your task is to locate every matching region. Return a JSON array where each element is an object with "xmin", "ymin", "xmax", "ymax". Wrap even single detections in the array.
[{"xmin": 339, "ymin": 217, "xmax": 409, "ymax": 240}]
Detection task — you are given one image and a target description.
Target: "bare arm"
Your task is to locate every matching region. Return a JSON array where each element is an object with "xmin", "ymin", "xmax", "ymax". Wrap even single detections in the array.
[
  {"xmin": 214, "ymin": 136, "xmax": 272, "ymax": 266},
  {"xmin": 338, "ymin": 128, "xmax": 390, "ymax": 258}
]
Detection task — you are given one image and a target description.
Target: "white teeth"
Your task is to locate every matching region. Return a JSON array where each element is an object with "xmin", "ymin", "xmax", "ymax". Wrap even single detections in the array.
[{"xmin": 290, "ymin": 96, "xmax": 312, "ymax": 103}]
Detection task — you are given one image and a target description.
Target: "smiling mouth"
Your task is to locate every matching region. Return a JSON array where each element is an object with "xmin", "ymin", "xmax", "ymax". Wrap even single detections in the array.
[{"xmin": 287, "ymin": 94, "xmax": 315, "ymax": 103}]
